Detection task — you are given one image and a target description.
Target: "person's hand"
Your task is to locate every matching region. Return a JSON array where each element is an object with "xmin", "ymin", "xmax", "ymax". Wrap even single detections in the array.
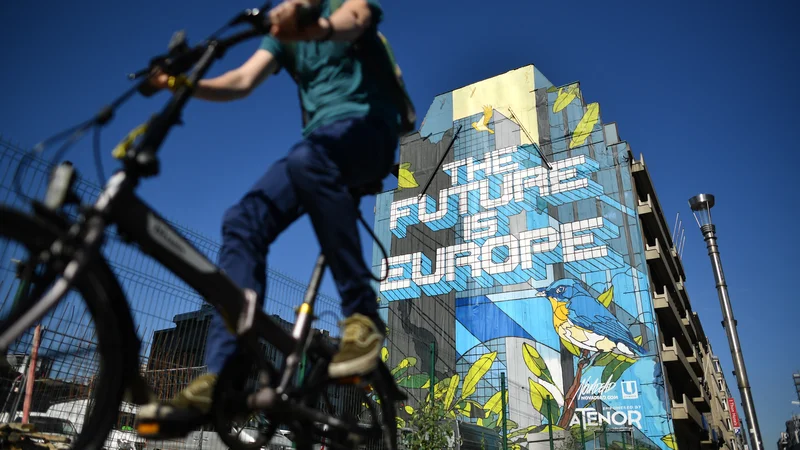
[
  {"xmin": 268, "ymin": 0, "xmax": 330, "ymax": 41},
  {"xmin": 148, "ymin": 68, "xmax": 170, "ymax": 91}
]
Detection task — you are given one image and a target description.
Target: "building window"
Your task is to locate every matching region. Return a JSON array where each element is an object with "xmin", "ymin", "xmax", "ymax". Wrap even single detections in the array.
[
  {"xmin": 714, "ymin": 359, "xmax": 722, "ymax": 373},
  {"xmin": 726, "ymin": 418, "xmax": 732, "ymax": 431},
  {"xmin": 718, "ymin": 379, "xmax": 724, "ymax": 392}
]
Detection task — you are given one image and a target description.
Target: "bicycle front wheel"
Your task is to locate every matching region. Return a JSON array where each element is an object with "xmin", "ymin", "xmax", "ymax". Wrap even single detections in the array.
[{"xmin": 0, "ymin": 206, "xmax": 126, "ymax": 450}]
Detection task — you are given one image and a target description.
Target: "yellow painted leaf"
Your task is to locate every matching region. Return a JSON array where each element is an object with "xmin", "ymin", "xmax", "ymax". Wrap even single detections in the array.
[
  {"xmin": 482, "ymin": 391, "xmax": 506, "ymax": 417},
  {"xmin": 661, "ymin": 434, "xmax": 677, "ymax": 450},
  {"xmin": 528, "ymin": 378, "xmax": 560, "ymax": 419},
  {"xmin": 522, "ymin": 343, "xmax": 543, "ymax": 377},
  {"xmin": 396, "ymin": 417, "xmax": 406, "ymax": 429},
  {"xmin": 569, "ymin": 102, "xmax": 600, "ymax": 149},
  {"xmin": 553, "ymin": 87, "xmax": 578, "ymax": 113},
  {"xmin": 404, "ymin": 405, "xmax": 414, "ymax": 415},
  {"xmin": 634, "ymin": 335, "xmax": 643, "ymax": 346},
  {"xmin": 381, "ymin": 347, "xmax": 388, "ymax": 362},
  {"xmin": 511, "ymin": 445, "xmax": 521, "ymax": 450},
  {"xmin": 598, "ymin": 286, "xmax": 614, "ymax": 308},
  {"xmin": 505, "ymin": 419, "xmax": 519, "ymax": 431},
  {"xmin": 461, "ymin": 351, "xmax": 497, "ymax": 400},
  {"xmin": 397, "ymin": 163, "xmax": 419, "ymax": 189},
  {"xmin": 477, "ymin": 418, "xmax": 484, "ymax": 426},
  {"xmin": 561, "ymin": 338, "xmax": 582, "ymax": 357},
  {"xmin": 444, "ymin": 374, "xmax": 460, "ymax": 410}
]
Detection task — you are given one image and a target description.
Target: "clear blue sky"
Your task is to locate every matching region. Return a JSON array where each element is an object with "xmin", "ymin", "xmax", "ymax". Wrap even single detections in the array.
[{"xmin": 1, "ymin": 0, "xmax": 798, "ymax": 443}]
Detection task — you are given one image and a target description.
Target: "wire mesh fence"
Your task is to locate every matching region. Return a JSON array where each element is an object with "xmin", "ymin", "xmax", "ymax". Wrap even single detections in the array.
[{"xmin": 0, "ymin": 137, "xmax": 364, "ymax": 449}]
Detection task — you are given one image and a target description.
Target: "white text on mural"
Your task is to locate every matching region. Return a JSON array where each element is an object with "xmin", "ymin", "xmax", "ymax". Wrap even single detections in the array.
[{"xmin": 381, "ymin": 146, "xmax": 625, "ymax": 300}]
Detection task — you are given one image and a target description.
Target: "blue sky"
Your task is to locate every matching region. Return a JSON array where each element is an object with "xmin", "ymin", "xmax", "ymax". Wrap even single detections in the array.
[{"xmin": 1, "ymin": 0, "xmax": 798, "ymax": 444}]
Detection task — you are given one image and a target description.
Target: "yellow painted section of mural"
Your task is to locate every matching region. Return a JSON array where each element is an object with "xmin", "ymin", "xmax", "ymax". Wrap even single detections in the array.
[{"xmin": 451, "ymin": 65, "xmax": 540, "ymax": 145}]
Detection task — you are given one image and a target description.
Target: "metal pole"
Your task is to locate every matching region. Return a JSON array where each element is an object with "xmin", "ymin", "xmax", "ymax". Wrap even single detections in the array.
[
  {"xmin": 602, "ymin": 422, "xmax": 608, "ymax": 450},
  {"xmin": 429, "ymin": 342, "xmax": 435, "ymax": 405},
  {"xmin": 700, "ymin": 223, "xmax": 763, "ymax": 450},
  {"xmin": 500, "ymin": 372, "xmax": 508, "ymax": 450},
  {"xmin": 546, "ymin": 395, "xmax": 554, "ymax": 450},
  {"xmin": 578, "ymin": 411, "xmax": 586, "ymax": 450},
  {"xmin": 21, "ymin": 324, "xmax": 41, "ymax": 424}
]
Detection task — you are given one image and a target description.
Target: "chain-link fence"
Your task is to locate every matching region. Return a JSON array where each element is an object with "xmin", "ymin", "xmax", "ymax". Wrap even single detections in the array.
[{"xmin": 0, "ymin": 137, "xmax": 367, "ymax": 449}]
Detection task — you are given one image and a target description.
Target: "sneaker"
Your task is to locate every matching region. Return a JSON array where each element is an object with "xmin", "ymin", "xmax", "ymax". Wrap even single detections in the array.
[
  {"xmin": 328, "ymin": 313, "xmax": 385, "ymax": 379},
  {"xmin": 135, "ymin": 373, "xmax": 218, "ymax": 438}
]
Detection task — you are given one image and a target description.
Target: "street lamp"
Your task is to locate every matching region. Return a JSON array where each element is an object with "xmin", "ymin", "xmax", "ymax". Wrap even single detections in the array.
[{"xmin": 688, "ymin": 194, "xmax": 763, "ymax": 450}]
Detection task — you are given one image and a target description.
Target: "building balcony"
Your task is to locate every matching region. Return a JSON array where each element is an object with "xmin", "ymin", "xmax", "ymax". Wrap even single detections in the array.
[
  {"xmin": 632, "ymin": 156, "xmax": 687, "ymax": 279},
  {"xmin": 672, "ymin": 393, "xmax": 705, "ymax": 429},
  {"xmin": 653, "ymin": 289, "xmax": 693, "ymax": 356},
  {"xmin": 661, "ymin": 337, "xmax": 709, "ymax": 414},
  {"xmin": 637, "ymin": 193, "xmax": 684, "ymax": 284},
  {"xmin": 646, "ymin": 240, "xmax": 691, "ymax": 316}
]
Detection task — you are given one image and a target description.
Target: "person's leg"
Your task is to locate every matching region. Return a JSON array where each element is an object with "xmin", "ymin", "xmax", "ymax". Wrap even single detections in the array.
[
  {"xmin": 285, "ymin": 116, "xmax": 397, "ymax": 377},
  {"xmin": 137, "ymin": 157, "xmax": 303, "ymax": 425},
  {"xmin": 204, "ymin": 156, "xmax": 304, "ymax": 375}
]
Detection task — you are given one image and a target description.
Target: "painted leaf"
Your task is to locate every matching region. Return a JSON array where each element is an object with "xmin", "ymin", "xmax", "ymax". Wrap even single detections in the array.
[
  {"xmin": 483, "ymin": 391, "xmax": 507, "ymax": 417},
  {"xmin": 461, "ymin": 351, "xmax": 497, "ymax": 400},
  {"xmin": 381, "ymin": 347, "xmax": 388, "ymax": 362},
  {"xmin": 397, "ymin": 163, "xmax": 419, "ymax": 189},
  {"xmin": 522, "ymin": 343, "xmax": 554, "ymax": 385},
  {"xmin": 396, "ymin": 417, "xmax": 406, "ymax": 429},
  {"xmin": 561, "ymin": 338, "xmax": 583, "ymax": 357},
  {"xmin": 569, "ymin": 102, "xmax": 600, "ymax": 149},
  {"xmin": 528, "ymin": 378, "xmax": 560, "ymax": 419},
  {"xmin": 398, "ymin": 373, "xmax": 433, "ymax": 389},
  {"xmin": 505, "ymin": 420, "xmax": 519, "ymax": 431},
  {"xmin": 391, "ymin": 357, "xmax": 417, "ymax": 377},
  {"xmin": 444, "ymin": 374, "xmax": 460, "ymax": 410},
  {"xmin": 511, "ymin": 445, "xmax": 522, "ymax": 450},
  {"xmin": 634, "ymin": 335, "xmax": 643, "ymax": 346},
  {"xmin": 601, "ymin": 357, "xmax": 634, "ymax": 385},
  {"xmin": 404, "ymin": 405, "xmax": 414, "ymax": 415},
  {"xmin": 546, "ymin": 85, "xmax": 559, "ymax": 93},
  {"xmin": 553, "ymin": 87, "xmax": 578, "ymax": 113},
  {"xmin": 597, "ymin": 286, "xmax": 614, "ymax": 308},
  {"xmin": 662, "ymin": 434, "xmax": 678, "ymax": 450},
  {"xmin": 476, "ymin": 418, "xmax": 484, "ymax": 427}
]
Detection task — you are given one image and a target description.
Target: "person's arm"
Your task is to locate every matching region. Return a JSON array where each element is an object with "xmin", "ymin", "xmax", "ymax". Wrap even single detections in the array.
[
  {"xmin": 269, "ymin": 0, "xmax": 380, "ymax": 43},
  {"xmin": 321, "ymin": 0, "xmax": 378, "ymax": 42},
  {"xmin": 151, "ymin": 48, "xmax": 278, "ymax": 102}
]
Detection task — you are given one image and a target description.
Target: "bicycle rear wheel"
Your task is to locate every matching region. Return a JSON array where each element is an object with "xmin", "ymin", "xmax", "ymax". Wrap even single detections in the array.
[{"xmin": 0, "ymin": 206, "xmax": 126, "ymax": 450}]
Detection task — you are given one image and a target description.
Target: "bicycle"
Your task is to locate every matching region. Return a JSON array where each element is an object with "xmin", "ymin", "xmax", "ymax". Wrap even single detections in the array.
[{"xmin": 0, "ymin": 4, "xmax": 406, "ymax": 450}]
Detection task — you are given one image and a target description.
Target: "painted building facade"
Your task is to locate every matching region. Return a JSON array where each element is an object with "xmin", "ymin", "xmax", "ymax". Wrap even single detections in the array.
[{"xmin": 370, "ymin": 66, "xmax": 680, "ymax": 449}]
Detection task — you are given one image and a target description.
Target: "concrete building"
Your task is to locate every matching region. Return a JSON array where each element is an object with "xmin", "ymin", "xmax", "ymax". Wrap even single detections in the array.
[
  {"xmin": 371, "ymin": 65, "xmax": 744, "ymax": 449},
  {"xmin": 700, "ymin": 347, "xmax": 743, "ymax": 449}
]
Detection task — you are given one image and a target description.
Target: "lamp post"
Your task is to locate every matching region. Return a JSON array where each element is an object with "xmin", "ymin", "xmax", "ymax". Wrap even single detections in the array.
[{"xmin": 688, "ymin": 194, "xmax": 763, "ymax": 450}]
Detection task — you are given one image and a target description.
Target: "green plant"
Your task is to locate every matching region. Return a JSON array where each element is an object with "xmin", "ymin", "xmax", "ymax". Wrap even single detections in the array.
[{"xmin": 402, "ymin": 402, "xmax": 455, "ymax": 450}]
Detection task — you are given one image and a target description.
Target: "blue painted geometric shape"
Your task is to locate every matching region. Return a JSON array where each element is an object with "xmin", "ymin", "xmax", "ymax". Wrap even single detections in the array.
[
  {"xmin": 455, "ymin": 296, "xmax": 534, "ymax": 343},
  {"xmin": 420, "ymin": 92, "xmax": 453, "ymax": 144}
]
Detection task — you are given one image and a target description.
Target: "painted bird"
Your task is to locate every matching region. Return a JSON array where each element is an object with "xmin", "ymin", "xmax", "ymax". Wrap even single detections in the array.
[
  {"xmin": 471, "ymin": 105, "xmax": 495, "ymax": 134},
  {"xmin": 536, "ymin": 279, "xmax": 646, "ymax": 359}
]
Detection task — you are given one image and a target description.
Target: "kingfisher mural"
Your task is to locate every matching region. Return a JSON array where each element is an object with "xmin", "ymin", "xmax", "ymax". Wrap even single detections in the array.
[{"xmin": 371, "ymin": 66, "xmax": 676, "ymax": 449}]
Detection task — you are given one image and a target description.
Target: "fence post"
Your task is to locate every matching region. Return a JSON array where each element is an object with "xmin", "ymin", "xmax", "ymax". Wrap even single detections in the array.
[
  {"xmin": 501, "ymin": 372, "xmax": 508, "ymax": 450},
  {"xmin": 578, "ymin": 411, "xmax": 587, "ymax": 450},
  {"xmin": 546, "ymin": 395, "xmax": 554, "ymax": 450}
]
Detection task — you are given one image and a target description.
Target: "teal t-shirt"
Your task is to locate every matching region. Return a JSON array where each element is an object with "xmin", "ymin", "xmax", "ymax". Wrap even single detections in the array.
[{"xmin": 259, "ymin": 0, "xmax": 398, "ymax": 137}]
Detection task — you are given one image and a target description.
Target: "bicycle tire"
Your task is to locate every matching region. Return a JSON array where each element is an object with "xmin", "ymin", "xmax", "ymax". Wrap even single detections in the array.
[{"xmin": 0, "ymin": 206, "xmax": 126, "ymax": 450}]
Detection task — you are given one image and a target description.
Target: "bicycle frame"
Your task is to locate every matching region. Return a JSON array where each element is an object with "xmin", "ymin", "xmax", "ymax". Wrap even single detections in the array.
[{"xmin": 0, "ymin": 7, "xmax": 405, "ymax": 447}]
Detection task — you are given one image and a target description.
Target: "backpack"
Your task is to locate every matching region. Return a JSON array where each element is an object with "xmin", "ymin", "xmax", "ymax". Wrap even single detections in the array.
[{"xmin": 282, "ymin": 0, "xmax": 416, "ymax": 136}]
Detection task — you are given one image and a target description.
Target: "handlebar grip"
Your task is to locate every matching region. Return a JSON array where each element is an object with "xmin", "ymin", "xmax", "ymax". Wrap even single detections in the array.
[{"xmin": 138, "ymin": 81, "xmax": 160, "ymax": 98}]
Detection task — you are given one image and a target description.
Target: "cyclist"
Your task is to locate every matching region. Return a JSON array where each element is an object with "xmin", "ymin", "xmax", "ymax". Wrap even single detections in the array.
[{"xmin": 137, "ymin": 0, "xmax": 398, "ymax": 430}]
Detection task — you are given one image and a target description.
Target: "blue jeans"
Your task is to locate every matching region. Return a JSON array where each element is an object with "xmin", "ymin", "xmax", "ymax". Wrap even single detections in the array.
[{"xmin": 204, "ymin": 116, "xmax": 397, "ymax": 374}]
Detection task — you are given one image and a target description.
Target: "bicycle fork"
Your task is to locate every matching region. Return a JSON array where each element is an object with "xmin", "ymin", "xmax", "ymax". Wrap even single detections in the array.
[{"xmin": 276, "ymin": 252, "xmax": 326, "ymax": 397}]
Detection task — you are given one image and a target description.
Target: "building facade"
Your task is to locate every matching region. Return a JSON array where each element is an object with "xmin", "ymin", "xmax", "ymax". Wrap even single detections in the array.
[{"xmin": 371, "ymin": 65, "xmax": 734, "ymax": 449}]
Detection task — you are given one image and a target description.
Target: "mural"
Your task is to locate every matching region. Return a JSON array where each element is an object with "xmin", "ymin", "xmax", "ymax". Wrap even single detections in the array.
[{"xmin": 372, "ymin": 66, "xmax": 676, "ymax": 449}]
